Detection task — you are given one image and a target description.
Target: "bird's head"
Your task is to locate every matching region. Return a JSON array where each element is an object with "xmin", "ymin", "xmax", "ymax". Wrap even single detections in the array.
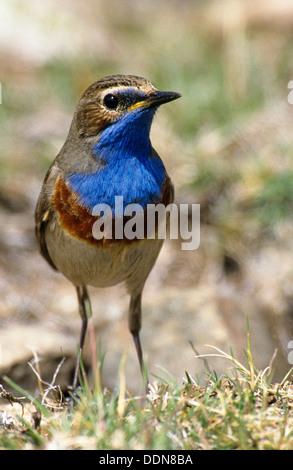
[
  {"xmin": 61, "ymin": 75, "xmax": 180, "ymax": 211},
  {"xmin": 75, "ymin": 75, "xmax": 181, "ymax": 140}
]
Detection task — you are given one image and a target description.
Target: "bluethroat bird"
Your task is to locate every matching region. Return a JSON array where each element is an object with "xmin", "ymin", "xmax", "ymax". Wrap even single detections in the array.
[{"xmin": 35, "ymin": 75, "xmax": 181, "ymax": 389}]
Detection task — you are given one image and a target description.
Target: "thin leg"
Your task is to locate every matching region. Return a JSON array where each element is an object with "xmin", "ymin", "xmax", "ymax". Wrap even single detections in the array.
[
  {"xmin": 132, "ymin": 331, "xmax": 144, "ymax": 375},
  {"xmin": 129, "ymin": 292, "xmax": 148, "ymax": 390},
  {"xmin": 72, "ymin": 285, "xmax": 92, "ymax": 390}
]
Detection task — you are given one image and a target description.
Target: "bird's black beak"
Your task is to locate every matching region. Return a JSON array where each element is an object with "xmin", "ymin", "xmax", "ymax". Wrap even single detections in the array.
[
  {"xmin": 148, "ymin": 90, "xmax": 182, "ymax": 107},
  {"xmin": 129, "ymin": 90, "xmax": 181, "ymax": 111}
]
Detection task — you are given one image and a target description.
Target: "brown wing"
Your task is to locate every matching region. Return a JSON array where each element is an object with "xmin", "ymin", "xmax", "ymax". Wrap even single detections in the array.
[{"xmin": 35, "ymin": 164, "xmax": 58, "ymax": 271}]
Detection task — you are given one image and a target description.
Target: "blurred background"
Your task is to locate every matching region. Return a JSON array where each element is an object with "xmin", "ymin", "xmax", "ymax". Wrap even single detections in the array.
[{"xmin": 1, "ymin": 0, "xmax": 293, "ymax": 393}]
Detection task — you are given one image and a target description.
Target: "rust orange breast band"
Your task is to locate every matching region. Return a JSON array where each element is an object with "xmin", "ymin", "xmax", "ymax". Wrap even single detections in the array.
[
  {"xmin": 52, "ymin": 176, "xmax": 100, "ymax": 245},
  {"xmin": 52, "ymin": 176, "xmax": 173, "ymax": 245}
]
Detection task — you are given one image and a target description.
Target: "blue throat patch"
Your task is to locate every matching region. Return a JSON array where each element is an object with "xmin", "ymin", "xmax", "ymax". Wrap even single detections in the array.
[{"xmin": 67, "ymin": 107, "xmax": 166, "ymax": 214}]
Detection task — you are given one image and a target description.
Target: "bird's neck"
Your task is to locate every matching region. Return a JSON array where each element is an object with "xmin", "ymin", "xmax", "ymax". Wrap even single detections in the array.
[
  {"xmin": 93, "ymin": 108, "xmax": 154, "ymax": 164},
  {"xmin": 66, "ymin": 110, "xmax": 167, "ymax": 212}
]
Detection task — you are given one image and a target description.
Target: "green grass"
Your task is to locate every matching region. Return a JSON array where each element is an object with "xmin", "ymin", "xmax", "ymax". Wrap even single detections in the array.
[
  {"xmin": 1, "ymin": 322, "xmax": 293, "ymax": 450},
  {"xmin": 250, "ymin": 171, "xmax": 293, "ymax": 226}
]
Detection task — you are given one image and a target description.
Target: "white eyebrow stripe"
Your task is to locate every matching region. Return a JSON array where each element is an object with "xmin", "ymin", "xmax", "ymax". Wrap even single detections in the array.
[{"xmin": 101, "ymin": 86, "xmax": 146, "ymax": 99}]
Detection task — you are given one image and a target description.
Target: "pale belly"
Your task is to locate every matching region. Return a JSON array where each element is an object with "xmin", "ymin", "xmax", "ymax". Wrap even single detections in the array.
[{"xmin": 45, "ymin": 217, "xmax": 164, "ymax": 293}]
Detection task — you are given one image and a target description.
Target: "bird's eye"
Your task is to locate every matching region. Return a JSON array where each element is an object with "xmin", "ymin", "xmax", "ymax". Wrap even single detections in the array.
[{"xmin": 103, "ymin": 93, "xmax": 119, "ymax": 110}]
